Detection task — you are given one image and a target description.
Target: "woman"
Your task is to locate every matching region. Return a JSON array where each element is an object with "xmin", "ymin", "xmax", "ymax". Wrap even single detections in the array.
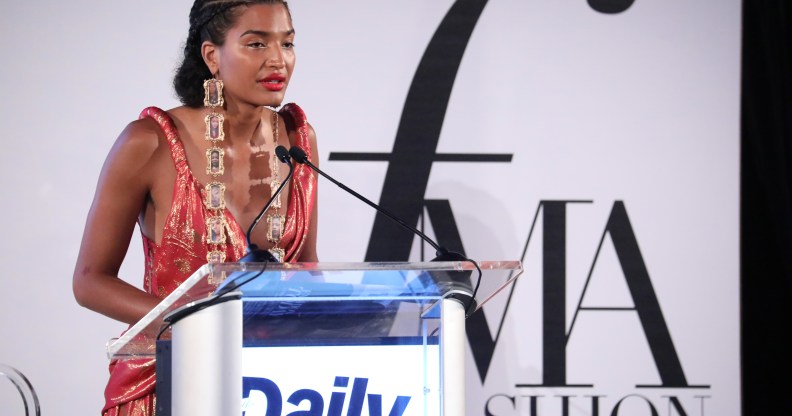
[{"xmin": 72, "ymin": 1, "xmax": 318, "ymax": 414}]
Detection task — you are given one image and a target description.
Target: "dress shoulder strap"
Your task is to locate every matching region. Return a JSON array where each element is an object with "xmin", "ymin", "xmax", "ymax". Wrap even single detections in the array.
[
  {"xmin": 138, "ymin": 106, "xmax": 189, "ymax": 174},
  {"xmin": 279, "ymin": 103, "xmax": 311, "ymax": 154}
]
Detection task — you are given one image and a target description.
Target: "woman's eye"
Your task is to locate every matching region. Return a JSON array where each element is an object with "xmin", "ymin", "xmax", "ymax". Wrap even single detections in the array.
[
  {"xmin": 248, "ymin": 42, "xmax": 265, "ymax": 48},
  {"xmin": 283, "ymin": 42, "xmax": 295, "ymax": 49}
]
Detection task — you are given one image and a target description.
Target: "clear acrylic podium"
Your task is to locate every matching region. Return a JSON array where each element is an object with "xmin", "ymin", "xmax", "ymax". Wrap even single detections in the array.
[{"xmin": 107, "ymin": 261, "xmax": 522, "ymax": 416}]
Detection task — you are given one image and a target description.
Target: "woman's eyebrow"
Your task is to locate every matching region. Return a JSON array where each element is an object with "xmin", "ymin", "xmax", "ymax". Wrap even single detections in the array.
[{"xmin": 239, "ymin": 28, "xmax": 295, "ymax": 38}]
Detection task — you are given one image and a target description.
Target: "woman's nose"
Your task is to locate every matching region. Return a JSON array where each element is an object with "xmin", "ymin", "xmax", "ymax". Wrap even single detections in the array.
[{"xmin": 266, "ymin": 47, "xmax": 285, "ymax": 69}]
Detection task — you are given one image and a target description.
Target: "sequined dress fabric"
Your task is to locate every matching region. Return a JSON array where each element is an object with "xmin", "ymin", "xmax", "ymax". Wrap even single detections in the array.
[{"xmin": 102, "ymin": 104, "xmax": 316, "ymax": 415}]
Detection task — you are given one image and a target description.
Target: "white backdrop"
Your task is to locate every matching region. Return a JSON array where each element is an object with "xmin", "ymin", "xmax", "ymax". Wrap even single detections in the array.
[{"xmin": 0, "ymin": 1, "xmax": 740, "ymax": 415}]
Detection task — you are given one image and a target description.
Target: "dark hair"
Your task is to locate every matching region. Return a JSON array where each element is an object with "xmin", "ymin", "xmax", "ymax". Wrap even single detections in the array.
[{"xmin": 173, "ymin": 0, "xmax": 291, "ymax": 108}]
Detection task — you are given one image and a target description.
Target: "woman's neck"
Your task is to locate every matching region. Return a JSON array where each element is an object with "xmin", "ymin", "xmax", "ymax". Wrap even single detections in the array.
[{"xmin": 222, "ymin": 99, "xmax": 273, "ymax": 144}]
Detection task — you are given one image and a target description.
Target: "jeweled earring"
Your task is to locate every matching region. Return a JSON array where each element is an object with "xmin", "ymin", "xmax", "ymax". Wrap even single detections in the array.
[
  {"xmin": 204, "ymin": 78, "xmax": 227, "ymax": 264},
  {"xmin": 266, "ymin": 109, "xmax": 285, "ymax": 262},
  {"xmin": 203, "ymin": 78, "xmax": 224, "ymax": 107}
]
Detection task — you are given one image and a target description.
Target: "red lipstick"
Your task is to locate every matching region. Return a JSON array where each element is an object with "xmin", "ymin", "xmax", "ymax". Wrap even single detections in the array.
[{"xmin": 259, "ymin": 74, "xmax": 286, "ymax": 91}]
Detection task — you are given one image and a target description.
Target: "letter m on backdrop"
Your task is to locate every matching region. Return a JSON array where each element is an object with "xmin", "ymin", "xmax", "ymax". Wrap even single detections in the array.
[{"xmin": 467, "ymin": 201, "xmax": 697, "ymax": 389}]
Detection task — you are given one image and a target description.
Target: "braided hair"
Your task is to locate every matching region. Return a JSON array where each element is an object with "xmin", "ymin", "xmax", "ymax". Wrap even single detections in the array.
[{"xmin": 173, "ymin": 0, "xmax": 292, "ymax": 108}]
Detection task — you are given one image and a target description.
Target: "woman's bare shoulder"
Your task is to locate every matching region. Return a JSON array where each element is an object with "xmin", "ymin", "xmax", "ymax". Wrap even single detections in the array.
[
  {"xmin": 110, "ymin": 117, "xmax": 167, "ymax": 163},
  {"xmin": 111, "ymin": 105, "xmax": 193, "ymax": 160},
  {"xmin": 101, "ymin": 112, "xmax": 180, "ymax": 182}
]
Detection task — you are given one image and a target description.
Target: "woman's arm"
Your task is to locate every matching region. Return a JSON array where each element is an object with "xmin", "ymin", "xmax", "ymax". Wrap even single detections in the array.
[{"xmin": 72, "ymin": 120, "xmax": 164, "ymax": 325}]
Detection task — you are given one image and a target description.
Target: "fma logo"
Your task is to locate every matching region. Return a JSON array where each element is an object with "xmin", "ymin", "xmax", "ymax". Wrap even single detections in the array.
[
  {"xmin": 328, "ymin": 0, "xmax": 726, "ymax": 414},
  {"xmin": 242, "ymin": 376, "xmax": 411, "ymax": 416}
]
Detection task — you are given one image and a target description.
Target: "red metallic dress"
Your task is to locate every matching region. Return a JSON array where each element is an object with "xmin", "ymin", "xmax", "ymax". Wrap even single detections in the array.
[{"xmin": 102, "ymin": 104, "xmax": 316, "ymax": 415}]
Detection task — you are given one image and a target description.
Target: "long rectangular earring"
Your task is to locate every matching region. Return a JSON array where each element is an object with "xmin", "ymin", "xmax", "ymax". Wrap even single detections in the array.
[
  {"xmin": 266, "ymin": 110, "xmax": 285, "ymax": 262},
  {"xmin": 203, "ymin": 78, "xmax": 228, "ymax": 265}
]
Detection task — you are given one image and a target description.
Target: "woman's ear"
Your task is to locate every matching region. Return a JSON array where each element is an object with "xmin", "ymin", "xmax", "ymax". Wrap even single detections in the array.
[{"xmin": 201, "ymin": 41, "xmax": 220, "ymax": 75}]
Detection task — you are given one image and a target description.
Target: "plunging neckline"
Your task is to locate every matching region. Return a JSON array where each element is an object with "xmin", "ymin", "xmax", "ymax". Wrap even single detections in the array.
[{"xmin": 160, "ymin": 114, "xmax": 295, "ymax": 251}]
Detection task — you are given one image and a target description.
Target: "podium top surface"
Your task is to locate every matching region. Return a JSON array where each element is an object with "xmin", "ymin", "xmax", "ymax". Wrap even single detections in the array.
[{"xmin": 106, "ymin": 260, "xmax": 522, "ymax": 359}]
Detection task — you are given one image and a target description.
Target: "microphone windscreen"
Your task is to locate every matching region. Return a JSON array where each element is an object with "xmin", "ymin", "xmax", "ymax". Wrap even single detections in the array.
[
  {"xmin": 275, "ymin": 145, "xmax": 290, "ymax": 163},
  {"xmin": 288, "ymin": 146, "xmax": 308, "ymax": 163}
]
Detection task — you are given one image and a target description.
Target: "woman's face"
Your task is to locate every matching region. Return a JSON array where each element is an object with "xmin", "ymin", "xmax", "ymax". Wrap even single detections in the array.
[{"xmin": 214, "ymin": 4, "xmax": 295, "ymax": 108}]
